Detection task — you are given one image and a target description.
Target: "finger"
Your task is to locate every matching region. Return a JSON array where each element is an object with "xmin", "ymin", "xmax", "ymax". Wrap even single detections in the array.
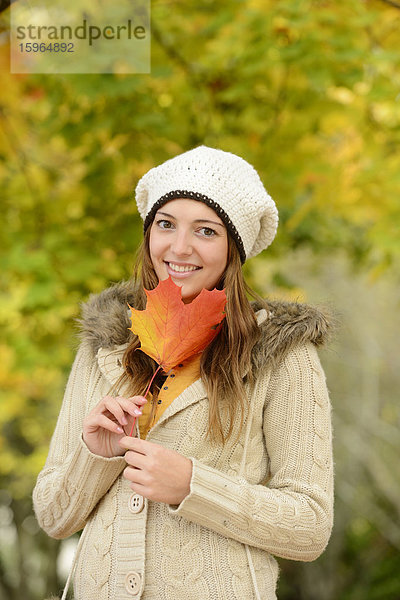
[
  {"xmin": 104, "ymin": 396, "xmax": 144, "ymax": 425},
  {"xmin": 119, "ymin": 436, "xmax": 150, "ymax": 454},
  {"xmin": 93, "ymin": 395, "xmax": 115, "ymax": 414},
  {"xmin": 126, "ymin": 395, "xmax": 148, "ymax": 407},
  {"xmin": 88, "ymin": 414, "xmax": 125, "ymax": 434},
  {"xmin": 94, "ymin": 396, "xmax": 144, "ymax": 420},
  {"xmin": 113, "ymin": 397, "xmax": 144, "ymax": 418},
  {"xmin": 124, "ymin": 449, "xmax": 148, "ymax": 469},
  {"xmin": 101, "ymin": 397, "xmax": 133, "ymax": 426},
  {"xmin": 123, "ymin": 465, "xmax": 150, "ymax": 487}
]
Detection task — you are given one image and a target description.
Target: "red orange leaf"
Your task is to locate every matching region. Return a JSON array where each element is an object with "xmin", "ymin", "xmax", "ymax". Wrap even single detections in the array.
[{"xmin": 128, "ymin": 276, "xmax": 226, "ymax": 371}]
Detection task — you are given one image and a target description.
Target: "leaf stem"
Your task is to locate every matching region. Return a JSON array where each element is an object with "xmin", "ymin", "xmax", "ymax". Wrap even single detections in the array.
[{"xmin": 129, "ymin": 365, "xmax": 162, "ymax": 436}]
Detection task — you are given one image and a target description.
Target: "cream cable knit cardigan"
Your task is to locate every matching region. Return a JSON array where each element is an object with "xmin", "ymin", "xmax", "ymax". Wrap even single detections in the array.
[{"xmin": 33, "ymin": 282, "xmax": 334, "ymax": 600}]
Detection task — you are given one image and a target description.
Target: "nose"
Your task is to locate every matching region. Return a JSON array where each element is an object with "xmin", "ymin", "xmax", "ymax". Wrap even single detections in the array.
[{"xmin": 170, "ymin": 229, "xmax": 192, "ymax": 257}]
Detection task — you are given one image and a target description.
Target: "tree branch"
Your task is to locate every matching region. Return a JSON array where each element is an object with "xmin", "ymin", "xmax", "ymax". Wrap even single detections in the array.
[
  {"xmin": 378, "ymin": 0, "xmax": 400, "ymax": 9},
  {"xmin": 151, "ymin": 21, "xmax": 203, "ymax": 84},
  {"xmin": 0, "ymin": 0, "xmax": 11, "ymax": 14}
]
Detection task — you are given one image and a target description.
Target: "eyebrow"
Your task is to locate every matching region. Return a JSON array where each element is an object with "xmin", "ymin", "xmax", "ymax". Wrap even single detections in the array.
[{"xmin": 156, "ymin": 211, "xmax": 226, "ymax": 228}]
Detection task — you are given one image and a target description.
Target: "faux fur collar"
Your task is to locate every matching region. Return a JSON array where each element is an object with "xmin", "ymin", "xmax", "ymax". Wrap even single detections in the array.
[{"xmin": 78, "ymin": 280, "xmax": 332, "ymax": 370}]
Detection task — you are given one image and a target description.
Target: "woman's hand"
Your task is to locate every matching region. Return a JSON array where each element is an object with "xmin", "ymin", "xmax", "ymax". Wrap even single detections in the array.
[
  {"xmin": 83, "ymin": 396, "xmax": 147, "ymax": 458},
  {"xmin": 120, "ymin": 436, "xmax": 192, "ymax": 505}
]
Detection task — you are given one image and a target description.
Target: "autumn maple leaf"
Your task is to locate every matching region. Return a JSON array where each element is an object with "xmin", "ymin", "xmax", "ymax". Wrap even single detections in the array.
[
  {"xmin": 129, "ymin": 276, "xmax": 226, "ymax": 372},
  {"xmin": 126, "ymin": 277, "xmax": 226, "ymax": 436}
]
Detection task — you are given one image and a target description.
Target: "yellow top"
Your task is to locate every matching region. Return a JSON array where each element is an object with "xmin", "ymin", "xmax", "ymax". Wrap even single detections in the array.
[{"xmin": 138, "ymin": 354, "xmax": 202, "ymax": 439}]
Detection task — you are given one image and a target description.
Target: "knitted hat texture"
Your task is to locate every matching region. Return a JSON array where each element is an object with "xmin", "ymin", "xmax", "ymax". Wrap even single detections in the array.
[{"xmin": 135, "ymin": 146, "xmax": 278, "ymax": 262}]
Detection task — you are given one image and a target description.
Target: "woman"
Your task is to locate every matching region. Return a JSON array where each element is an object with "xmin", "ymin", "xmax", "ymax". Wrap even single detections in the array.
[{"xmin": 34, "ymin": 146, "xmax": 334, "ymax": 600}]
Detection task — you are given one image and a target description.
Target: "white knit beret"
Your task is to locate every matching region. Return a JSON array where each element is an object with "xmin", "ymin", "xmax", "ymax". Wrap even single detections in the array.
[{"xmin": 135, "ymin": 146, "xmax": 278, "ymax": 263}]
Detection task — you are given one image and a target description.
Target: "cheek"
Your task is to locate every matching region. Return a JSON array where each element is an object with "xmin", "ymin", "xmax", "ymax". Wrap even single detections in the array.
[{"xmin": 206, "ymin": 241, "xmax": 228, "ymax": 282}]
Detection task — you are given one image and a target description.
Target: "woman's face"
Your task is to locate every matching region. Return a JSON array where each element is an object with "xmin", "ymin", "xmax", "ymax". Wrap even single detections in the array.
[{"xmin": 149, "ymin": 198, "xmax": 228, "ymax": 303}]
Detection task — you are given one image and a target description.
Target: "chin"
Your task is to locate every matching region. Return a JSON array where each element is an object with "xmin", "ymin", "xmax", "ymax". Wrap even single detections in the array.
[{"xmin": 180, "ymin": 287, "xmax": 199, "ymax": 304}]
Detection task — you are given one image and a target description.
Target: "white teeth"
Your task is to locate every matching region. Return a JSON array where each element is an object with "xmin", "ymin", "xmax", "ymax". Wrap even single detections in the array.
[{"xmin": 168, "ymin": 262, "xmax": 198, "ymax": 273}]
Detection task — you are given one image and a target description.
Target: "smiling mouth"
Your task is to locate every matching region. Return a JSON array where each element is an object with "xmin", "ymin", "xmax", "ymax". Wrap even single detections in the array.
[{"xmin": 165, "ymin": 261, "xmax": 201, "ymax": 273}]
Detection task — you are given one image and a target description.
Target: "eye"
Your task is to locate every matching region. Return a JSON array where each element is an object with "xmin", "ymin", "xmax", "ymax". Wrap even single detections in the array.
[
  {"xmin": 156, "ymin": 219, "xmax": 174, "ymax": 229},
  {"xmin": 198, "ymin": 227, "xmax": 216, "ymax": 237}
]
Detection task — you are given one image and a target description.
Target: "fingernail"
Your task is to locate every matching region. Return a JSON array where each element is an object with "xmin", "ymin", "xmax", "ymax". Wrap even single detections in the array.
[
  {"xmin": 116, "ymin": 427, "xmax": 124, "ymax": 433},
  {"xmin": 121, "ymin": 416, "xmax": 128, "ymax": 425},
  {"xmin": 133, "ymin": 409, "xmax": 142, "ymax": 416}
]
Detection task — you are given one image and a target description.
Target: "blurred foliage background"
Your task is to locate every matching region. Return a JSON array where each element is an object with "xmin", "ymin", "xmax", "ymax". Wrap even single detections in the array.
[{"xmin": 1, "ymin": 0, "xmax": 400, "ymax": 598}]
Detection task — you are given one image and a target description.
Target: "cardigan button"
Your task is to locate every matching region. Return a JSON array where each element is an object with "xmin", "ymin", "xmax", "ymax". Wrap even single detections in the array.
[
  {"xmin": 128, "ymin": 493, "xmax": 144, "ymax": 514},
  {"xmin": 125, "ymin": 571, "xmax": 141, "ymax": 595}
]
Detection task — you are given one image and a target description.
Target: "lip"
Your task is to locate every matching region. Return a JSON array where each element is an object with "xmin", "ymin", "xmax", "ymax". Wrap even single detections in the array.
[{"xmin": 164, "ymin": 261, "xmax": 202, "ymax": 279}]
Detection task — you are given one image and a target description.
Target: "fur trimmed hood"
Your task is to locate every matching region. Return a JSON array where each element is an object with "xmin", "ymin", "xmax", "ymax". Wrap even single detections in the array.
[{"xmin": 78, "ymin": 280, "xmax": 332, "ymax": 371}]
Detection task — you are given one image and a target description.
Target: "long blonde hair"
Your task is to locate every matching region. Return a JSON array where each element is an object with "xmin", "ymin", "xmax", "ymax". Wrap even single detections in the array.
[{"xmin": 120, "ymin": 226, "xmax": 265, "ymax": 443}]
